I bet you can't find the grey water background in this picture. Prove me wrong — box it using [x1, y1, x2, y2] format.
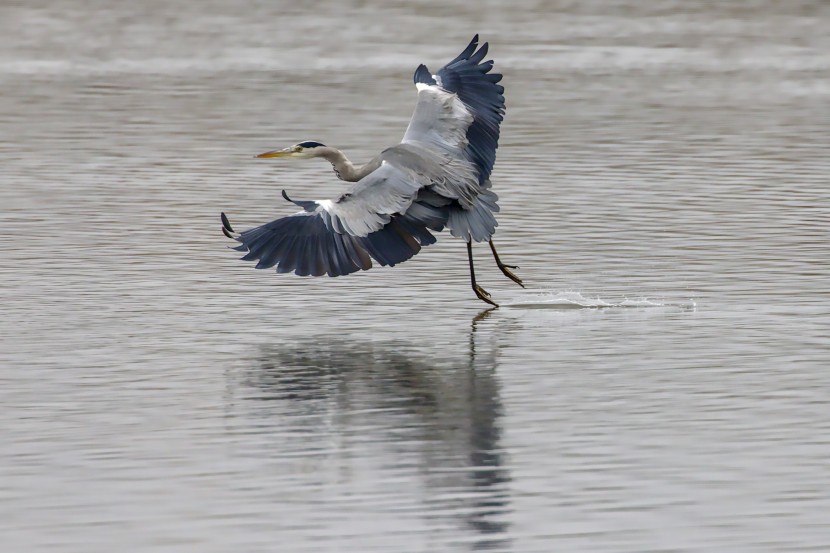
[2, 1, 829, 551]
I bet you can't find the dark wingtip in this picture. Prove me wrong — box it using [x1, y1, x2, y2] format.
[281, 189, 292, 203]
[221, 212, 233, 233]
[469, 41, 489, 64]
[221, 212, 237, 240]
[462, 34, 479, 57]
[469, 34, 480, 54]
[413, 64, 436, 86]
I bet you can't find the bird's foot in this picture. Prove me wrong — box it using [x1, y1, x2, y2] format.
[473, 284, 499, 307]
[497, 263, 525, 288]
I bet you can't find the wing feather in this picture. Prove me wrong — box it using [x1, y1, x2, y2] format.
[220, 187, 443, 277]
[319, 161, 427, 237]
[405, 34, 505, 184]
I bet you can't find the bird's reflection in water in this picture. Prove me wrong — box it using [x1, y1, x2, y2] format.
[235, 311, 510, 551]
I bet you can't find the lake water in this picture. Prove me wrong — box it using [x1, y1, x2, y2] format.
[2, 1, 829, 551]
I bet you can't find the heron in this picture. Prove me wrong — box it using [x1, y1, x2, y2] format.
[221, 35, 523, 307]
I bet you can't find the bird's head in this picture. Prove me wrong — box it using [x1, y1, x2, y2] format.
[256, 141, 327, 160]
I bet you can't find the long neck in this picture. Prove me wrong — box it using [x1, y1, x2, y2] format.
[319, 147, 380, 182]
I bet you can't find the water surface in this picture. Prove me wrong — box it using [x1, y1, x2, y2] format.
[2, 1, 829, 551]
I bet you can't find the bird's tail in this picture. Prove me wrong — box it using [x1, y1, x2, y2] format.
[445, 180, 500, 242]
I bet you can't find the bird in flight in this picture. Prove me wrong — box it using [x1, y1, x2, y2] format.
[221, 35, 523, 307]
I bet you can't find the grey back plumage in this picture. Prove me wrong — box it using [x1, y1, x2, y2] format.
[223, 35, 506, 277]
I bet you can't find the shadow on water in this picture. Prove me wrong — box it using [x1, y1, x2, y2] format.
[233, 312, 511, 551]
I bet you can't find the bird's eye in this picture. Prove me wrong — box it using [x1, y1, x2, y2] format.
[293, 146, 303, 153]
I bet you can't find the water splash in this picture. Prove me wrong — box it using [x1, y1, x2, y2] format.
[504, 290, 674, 310]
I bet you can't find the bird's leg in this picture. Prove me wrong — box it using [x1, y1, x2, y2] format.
[489, 240, 524, 288]
[468, 241, 499, 307]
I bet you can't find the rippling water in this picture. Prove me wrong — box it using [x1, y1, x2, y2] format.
[2, 1, 829, 551]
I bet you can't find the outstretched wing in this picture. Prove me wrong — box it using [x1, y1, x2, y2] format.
[222, 210, 372, 277]
[221, 161, 448, 277]
[403, 34, 505, 185]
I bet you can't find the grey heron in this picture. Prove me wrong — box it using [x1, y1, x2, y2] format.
[221, 35, 522, 307]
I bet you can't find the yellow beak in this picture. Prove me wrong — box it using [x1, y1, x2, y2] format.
[255, 148, 293, 158]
